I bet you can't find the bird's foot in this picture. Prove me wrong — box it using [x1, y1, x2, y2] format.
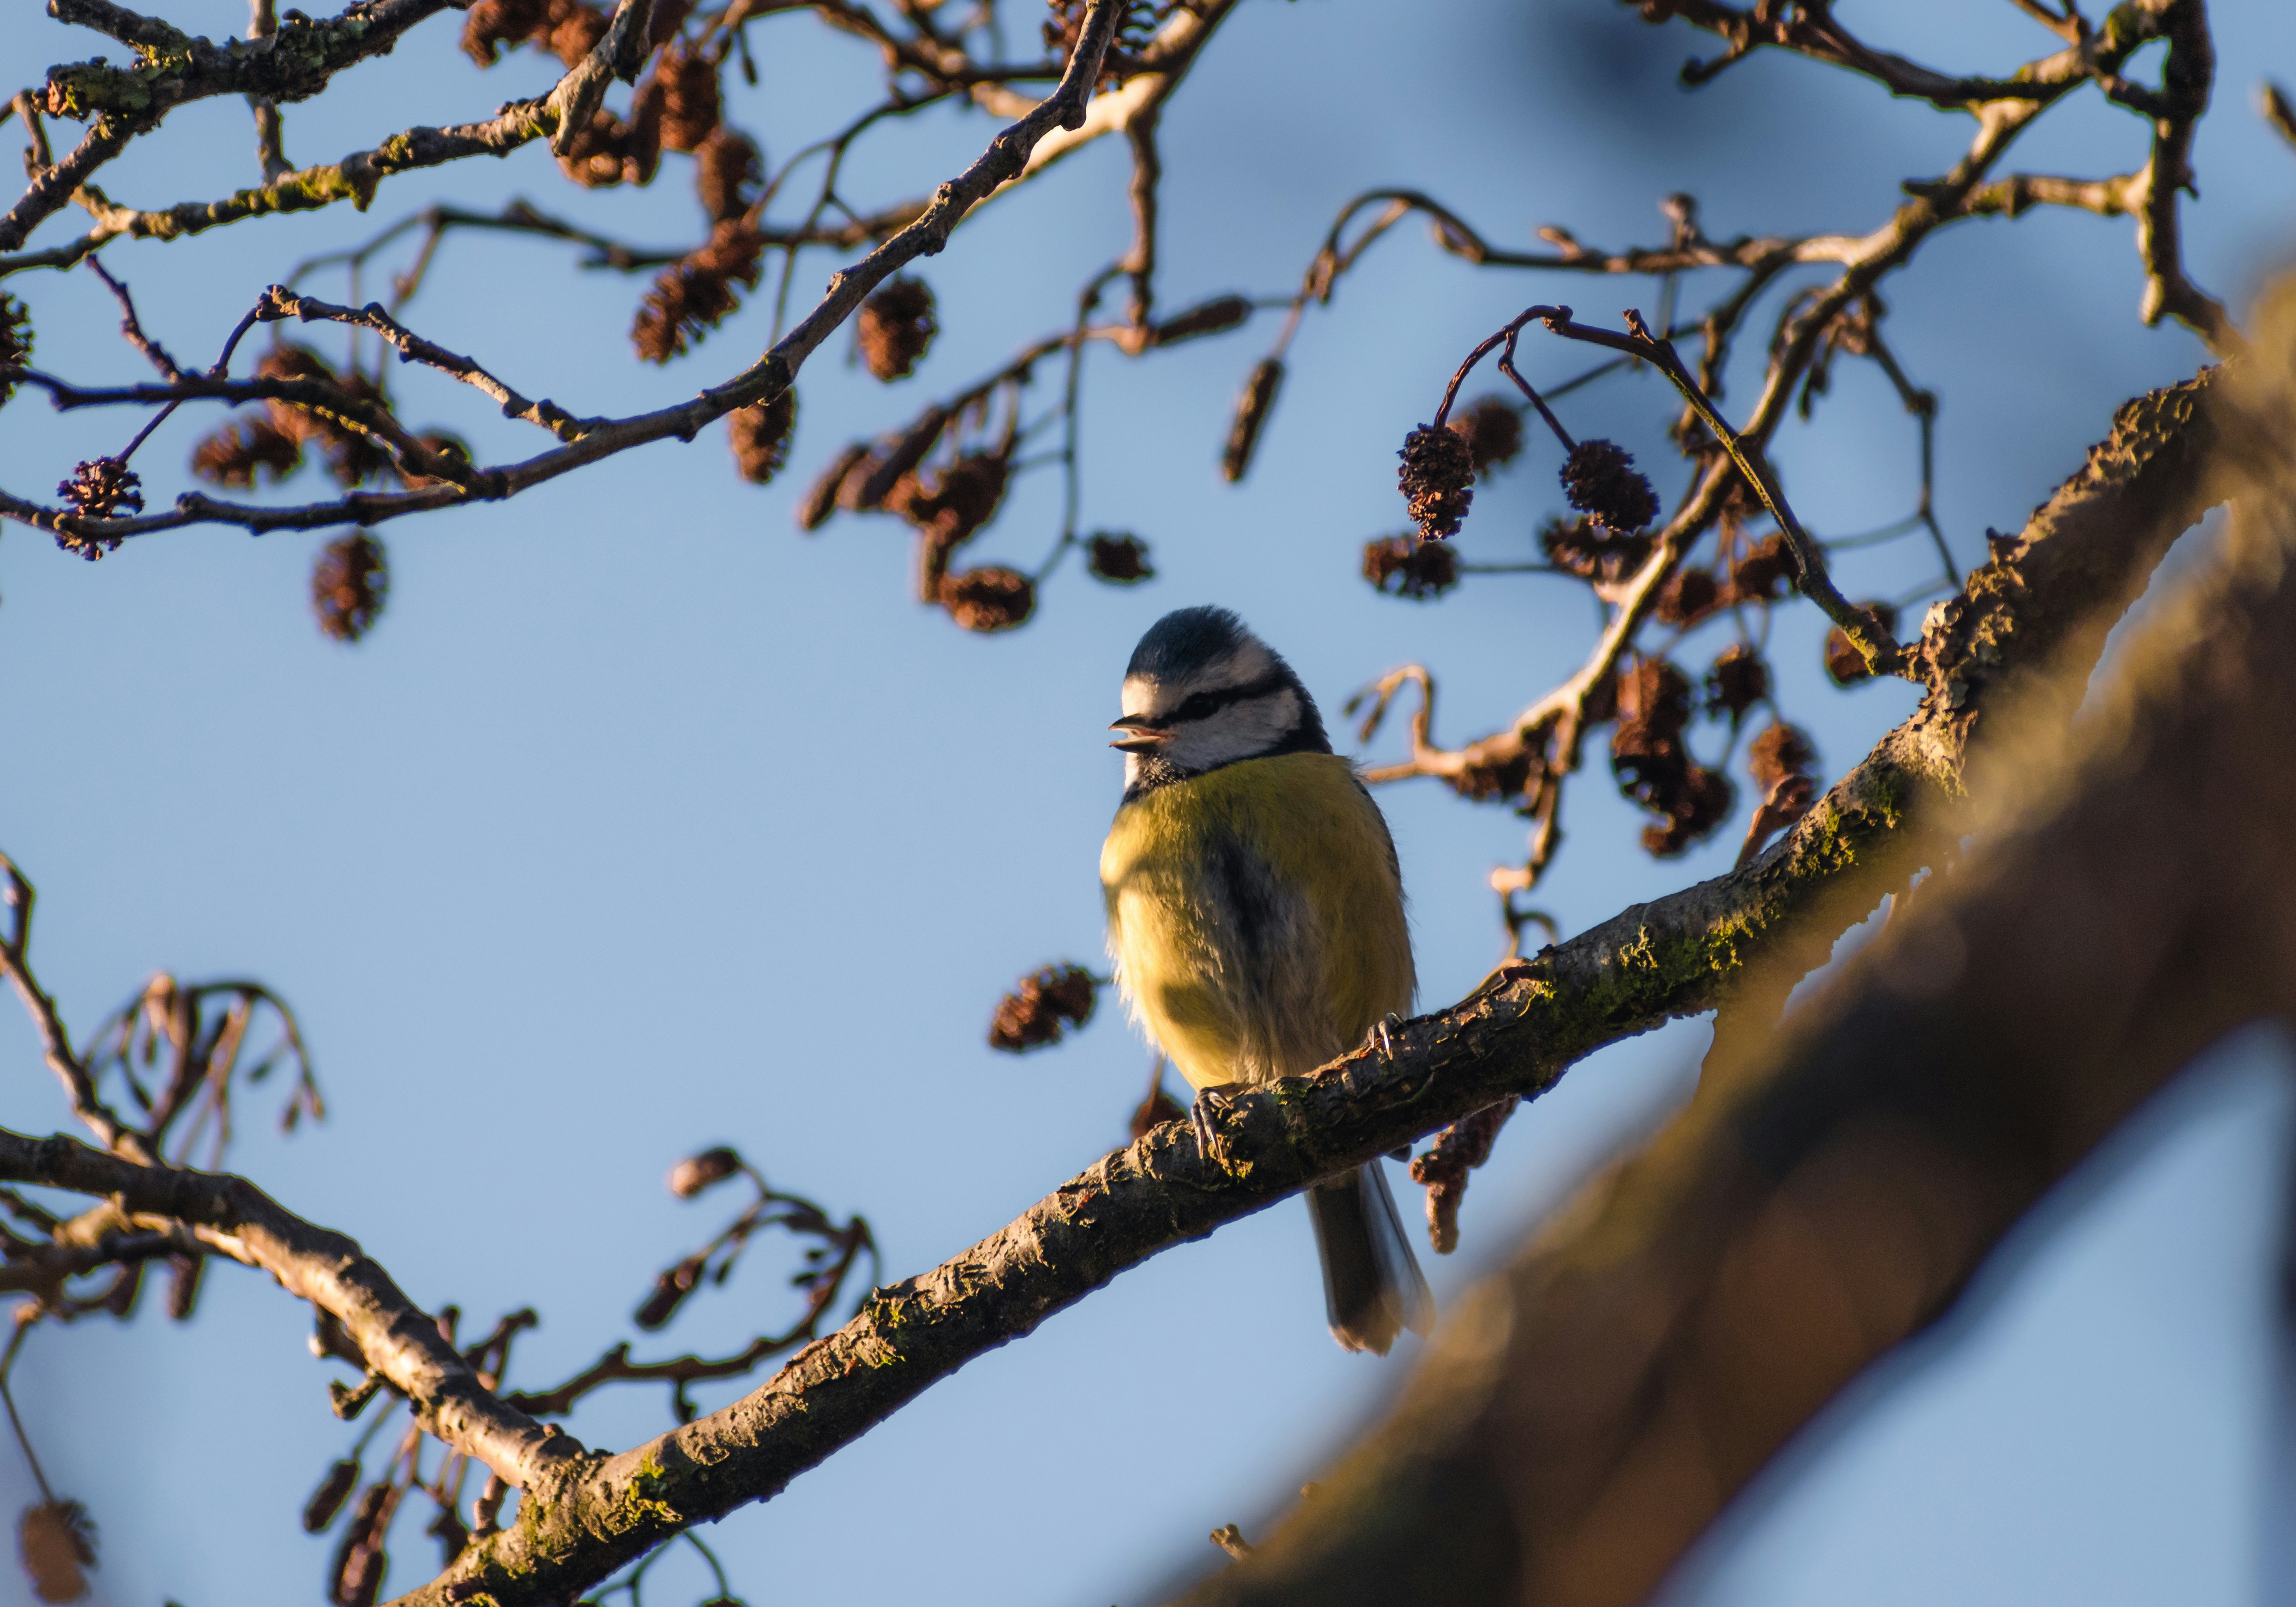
[1373, 1011, 1404, 1060]
[1189, 1082, 1247, 1159]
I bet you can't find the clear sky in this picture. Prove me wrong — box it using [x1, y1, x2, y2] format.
[3, 2, 2296, 1604]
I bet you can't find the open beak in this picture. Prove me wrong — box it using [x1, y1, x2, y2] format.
[1108, 714, 1167, 753]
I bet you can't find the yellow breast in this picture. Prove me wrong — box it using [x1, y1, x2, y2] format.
[1100, 752, 1414, 1091]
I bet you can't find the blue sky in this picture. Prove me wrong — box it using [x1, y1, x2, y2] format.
[2, 2, 2296, 1603]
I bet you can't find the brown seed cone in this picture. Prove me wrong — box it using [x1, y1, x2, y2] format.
[1748, 720, 1818, 794]
[1539, 513, 1652, 585]
[988, 964, 1098, 1051]
[1447, 394, 1524, 475]
[1396, 422, 1474, 541]
[255, 347, 395, 486]
[255, 343, 338, 445]
[695, 126, 761, 223]
[1726, 529, 1795, 602]
[1150, 294, 1251, 347]
[632, 220, 764, 362]
[191, 414, 303, 489]
[17, 1499, 98, 1605]
[857, 276, 937, 382]
[1612, 657, 1694, 751]
[543, 0, 608, 65]
[56, 456, 143, 520]
[320, 373, 395, 487]
[728, 387, 796, 485]
[312, 530, 388, 644]
[1220, 358, 1283, 483]
[1130, 1080, 1186, 1142]
[652, 39, 721, 153]
[1409, 1096, 1519, 1254]
[1086, 532, 1154, 583]
[797, 442, 873, 530]
[667, 1146, 742, 1198]
[303, 1459, 362, 1533]
[1641, 763, 1733, 858]
[0, 291, 33, 408]
[1653, 566, 1722, 627]
[1822, 599, 1900, 684]
[896, 452, 1011, 596]
[1560, 437, 1659, 532]
[459, 0, 549, 64]
[1704, 641, 1769, 719]
[1361, 532, 1459, 600]
[401, 431, 473, 491]
[940, 565, 1035, 634]
[329, 1482, 397, 1607]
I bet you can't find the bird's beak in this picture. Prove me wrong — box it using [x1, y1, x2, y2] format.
[1109, 714, 1167, 752]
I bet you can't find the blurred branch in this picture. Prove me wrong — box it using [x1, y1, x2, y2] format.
[398, 367, 2227, 1607]
[1177, 300, 2296, 1607]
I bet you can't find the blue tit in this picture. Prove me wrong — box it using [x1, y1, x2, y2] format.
[1101, 606, 1435, 1354]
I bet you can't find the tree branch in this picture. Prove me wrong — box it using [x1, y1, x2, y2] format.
[0, 0, 1136, 546]
[0, 1126, 578, 1490]
[389, 367, 2226, 1607]
[1177, 308, 2296, 1607]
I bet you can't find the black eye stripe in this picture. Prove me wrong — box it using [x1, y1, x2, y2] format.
[1164, 670, 1291, 726]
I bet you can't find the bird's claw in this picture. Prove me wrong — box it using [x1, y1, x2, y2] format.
[1190, 1083, 1243, 1158]
[1374, 1011, 1404, 1060]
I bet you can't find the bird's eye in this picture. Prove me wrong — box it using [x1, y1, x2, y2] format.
[1176, 692, 1218, 722]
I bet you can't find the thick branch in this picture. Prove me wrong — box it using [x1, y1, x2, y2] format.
[392, 369, 2225, 1607]
[1182, 320, 2296, 1607]
[0, 1127, 575, 1488]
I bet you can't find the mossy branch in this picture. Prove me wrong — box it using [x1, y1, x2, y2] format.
[385, 369, 2224, 1607]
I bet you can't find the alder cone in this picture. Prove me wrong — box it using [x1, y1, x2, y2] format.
[1641, 763, 1733, 857]
[1086, 532, 1154, 583]
[729, 388, 797, 485]
[1749, 720, 1817, 793]
[17, 1500, 97, 1605]
[312, 531, 388, 643]
[632, 220, 764, 363]
[695, 126, 761, 223]
[56, 456, 143, 520]
[1727, 529, 1794, 601]
[1560, 437, 1659, 532]
[940, 566, 1035, 633]
[1396, 422, 1474, 541]
[1704, 641, 1769, 718]
[989, 964, 1097, 1051]
[654, 41, 722, 152]
[857, 276, 937, 381]
[303, 1459, 361, 1533]
[1653, 566, 1721, 626]
[1447, 394, 1524, 474]
[1362, 533, 1458, 600]
[191, 415, 303, 489]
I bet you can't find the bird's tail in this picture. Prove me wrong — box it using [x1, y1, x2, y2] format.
[1307, 1160, 1435, 1355]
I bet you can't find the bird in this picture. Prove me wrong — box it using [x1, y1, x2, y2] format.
[1099, 605, 1434, 1354]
